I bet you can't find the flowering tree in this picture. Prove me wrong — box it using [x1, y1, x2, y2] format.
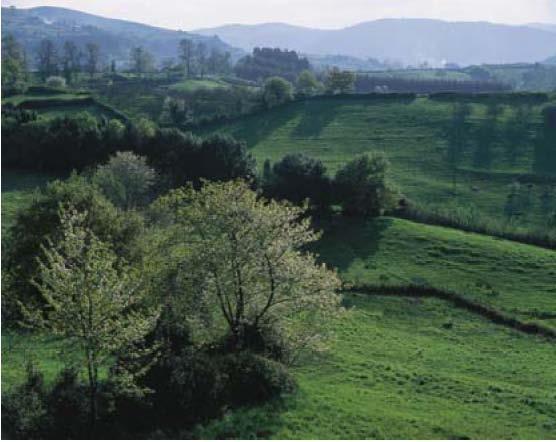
[22, 206, 159, 428]
[157, 181, 342, 361]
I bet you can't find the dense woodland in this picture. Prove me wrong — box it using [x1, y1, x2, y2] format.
[2, 22, 556, 439]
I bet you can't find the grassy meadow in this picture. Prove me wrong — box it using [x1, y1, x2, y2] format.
[196, 294, 556, 439]
[200, 96, 555, 232]
[1, 170, 53, 236]
[315, 217, 556, 327]
[1, 88, 125, 121]
[2, 92, 555, 438]
[167, 78, 232, 93]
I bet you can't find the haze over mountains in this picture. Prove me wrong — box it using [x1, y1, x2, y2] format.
[197, 19, 556, 66]
[1, 6, 241, 66]
[2, 6, 556, 68]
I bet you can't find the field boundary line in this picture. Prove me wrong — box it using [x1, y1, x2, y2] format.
[343, 283, 556, 340]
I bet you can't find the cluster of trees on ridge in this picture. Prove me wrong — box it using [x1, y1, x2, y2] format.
[1, 33, 233, 93]
[234, 47, 311, 83]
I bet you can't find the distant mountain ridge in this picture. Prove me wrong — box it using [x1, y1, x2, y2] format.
[527, 23, 556, 33]
[196, 19, 556, 66]
[1, 6, 242, 67]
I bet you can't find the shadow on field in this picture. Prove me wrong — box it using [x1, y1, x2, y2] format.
[313, 216, 393, 273]
[229, 103, 300, 147]
[291, 101, 339, 139]
[196, 398, 290, 439]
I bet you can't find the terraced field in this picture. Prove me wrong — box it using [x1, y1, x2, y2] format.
[1, 89, 126, 121]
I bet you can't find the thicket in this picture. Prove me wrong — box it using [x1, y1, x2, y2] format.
[2, 179, 343, 438]
[234, 47, 310, 83]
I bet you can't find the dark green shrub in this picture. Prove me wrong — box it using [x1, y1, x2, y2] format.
[335, 152, 396, 217]
[144, 349, 227, 428]
[1, 363, 48, 439]
[46, 368, 89, 439]
[265, 153, 332, 211]
[4, 174, 144, 315]
[221, 352, 296, 406]
[218, 323, 289, 363]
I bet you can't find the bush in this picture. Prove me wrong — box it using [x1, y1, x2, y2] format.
[143, 347, 294, 430]
[262, 76, 294, 108]
[221, 352, 296, 405]
[264, 153, 332, 211]
[45, 76, 67, 88]
[1, 363, 48, 439]
[4, 174, 144, 313]
[335, 152, 397, 217]
[144, 349, 227, 428]
[46, 368, 89, 439]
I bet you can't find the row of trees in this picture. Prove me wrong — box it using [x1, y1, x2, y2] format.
[355, 75, 510, 94]
[2, 34, 233, 92]
[178, 38, 232, 78]
[35, 39, 102, 82]
[1, 109, 257, 188]
[259, 68, 356, 109]
[2, 34, 150, 86]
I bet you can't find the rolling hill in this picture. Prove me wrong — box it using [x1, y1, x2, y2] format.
[1, 6, 242, 67]
[196, 294, 556, 439]
[196, 19, 556, 66]
[3, 191, 555, 437]
[200, 95, 556, 233]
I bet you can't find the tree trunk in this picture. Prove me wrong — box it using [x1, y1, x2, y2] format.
[86, 350, 98, 433]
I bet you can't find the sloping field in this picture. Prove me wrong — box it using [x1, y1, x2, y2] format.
[1, 170, 53, 236]
[197, 295, 556, 439]
[316, 217, 556, 327]
[2, 172, 554, 438]
[202, 96, 555, 231]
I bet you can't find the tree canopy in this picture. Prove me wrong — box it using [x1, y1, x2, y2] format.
[153, 180, 342, 360]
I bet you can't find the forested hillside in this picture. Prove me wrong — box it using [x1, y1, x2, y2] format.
[1, 6, 242, 67]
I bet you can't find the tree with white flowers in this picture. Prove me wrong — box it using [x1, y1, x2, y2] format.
[21, 206, 159, 428]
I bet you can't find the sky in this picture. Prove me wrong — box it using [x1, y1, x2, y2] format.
[2, 0, 555, 30]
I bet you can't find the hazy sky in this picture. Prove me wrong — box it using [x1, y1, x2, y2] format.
[2, 0, 555, 29]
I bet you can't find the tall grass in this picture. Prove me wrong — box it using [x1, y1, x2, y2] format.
[391, 201, 556, 249]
